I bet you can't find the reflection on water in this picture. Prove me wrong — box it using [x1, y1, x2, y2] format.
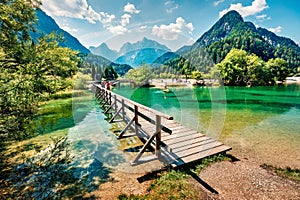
[113, 84, 300, 167]
[68, 107, 126, 168]
[33, 93, 127, 190]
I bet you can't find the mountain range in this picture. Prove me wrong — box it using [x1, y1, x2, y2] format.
[89, 37, 170, 67]
[31, 9, 90, 54]
[89, 43, 118, 61]
[35, 9, 300, 74]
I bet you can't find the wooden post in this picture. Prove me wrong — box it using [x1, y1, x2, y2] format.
[134, 105, 139, 134]
[122, 99, 125, 121]
[109, 92, 112, 106]
[155, 115, 161, 156]
[114, 95, 117, 112]
[105, 91, 108, 103]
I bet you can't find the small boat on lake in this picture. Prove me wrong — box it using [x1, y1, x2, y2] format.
[163, 88, 170, 93]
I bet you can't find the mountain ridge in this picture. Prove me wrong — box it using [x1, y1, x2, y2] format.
[89, 37, 171, 58]
[119, 37, 170, 55]
[89, 43, 118, 61]
[90, 37, 171, 67]
[157, 10, 300, 72]
[31, 9, 90, 54]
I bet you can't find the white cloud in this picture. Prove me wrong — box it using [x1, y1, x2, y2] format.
[152, 17, 194, 40]
[124, 3, 140, 14]
[268, 26, 282, 33]
[107, 25, 128, 35]
[42, 0, 102, 24]
[137, 25, 148, 32]
[214, 0, 225, 7]
[99, 12, 116, 26]
[121, 14, 132, 26]
[61, 24, 78, 33]
[42, 0, 117, 26]
[256, 14, 266, 19]
[165, 1, 179, 13]
[255, 14, 271, 21]
[42, 1, 140, 36]
[106, 2, 141, 36]
[219, 0, 269, 18]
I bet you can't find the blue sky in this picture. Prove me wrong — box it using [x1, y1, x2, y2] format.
[41, 0, 300, 51]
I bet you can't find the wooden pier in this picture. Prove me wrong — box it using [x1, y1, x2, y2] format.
[92, 84, 231, 167]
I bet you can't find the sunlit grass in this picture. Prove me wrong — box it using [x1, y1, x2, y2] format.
[261, 164, 300, 183]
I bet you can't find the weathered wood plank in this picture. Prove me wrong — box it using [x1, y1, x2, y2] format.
[162, 130, 199, 141]
[172, 145, 232, 167]
[165, 136, 213, 150]
[162, 131, 203, 144]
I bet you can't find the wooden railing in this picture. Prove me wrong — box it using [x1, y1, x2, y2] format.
[92, 84, 173, 165]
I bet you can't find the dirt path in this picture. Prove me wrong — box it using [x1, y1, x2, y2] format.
[196, 158, 300, 200]
[87, 155, 300, 199]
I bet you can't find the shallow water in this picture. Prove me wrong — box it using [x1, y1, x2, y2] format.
[113, 84, 300, 168]
[34, 85, 300, 171]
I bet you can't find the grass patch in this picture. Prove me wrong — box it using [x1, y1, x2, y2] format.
[261, 164, 300, 182]
[118, 170, 201, 200]
[117, 154, 231, 200]
[41, 89, 92, 101]
[146, 170, 200, 200]
[191, 153, 231, 174]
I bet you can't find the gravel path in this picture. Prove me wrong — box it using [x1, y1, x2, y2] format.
[196, 159, 300, 200]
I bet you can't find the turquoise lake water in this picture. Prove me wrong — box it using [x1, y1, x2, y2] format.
[38, 85, 300, 172]
[112, 84, 300, 168]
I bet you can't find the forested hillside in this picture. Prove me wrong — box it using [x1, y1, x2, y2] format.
[160, 10, 300, 74]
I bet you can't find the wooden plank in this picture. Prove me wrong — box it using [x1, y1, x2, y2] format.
[165, 136, 213, 150]
[171, 139, 219, 154]
[162, 130, 199, 141]
[171, 145, 232, 167]
[162, 131, 201, 144]
[174, 141, 224, 158]
[169, 125, 188, 131]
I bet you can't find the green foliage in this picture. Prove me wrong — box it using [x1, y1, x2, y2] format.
[113, 64, 133, 77]
[217, 49, 289, 86]
[74, 72, 92, 89]
[83, 54, 132, 78]
[162, 10, 300, 74]
[192, 154, 230, 174]
[147, 170, 196, 200]
[191, 70, 202, 80]
[162, 56, 197, 80]
[0, 2, 79, 141]
[0, 0, 40, 53]
[261, 164, 300, 183]
[265, 58, 290, 83]
[152, 65, 178, 79]
[103, 65, 118, 80]
[124, 65, 153, 85]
